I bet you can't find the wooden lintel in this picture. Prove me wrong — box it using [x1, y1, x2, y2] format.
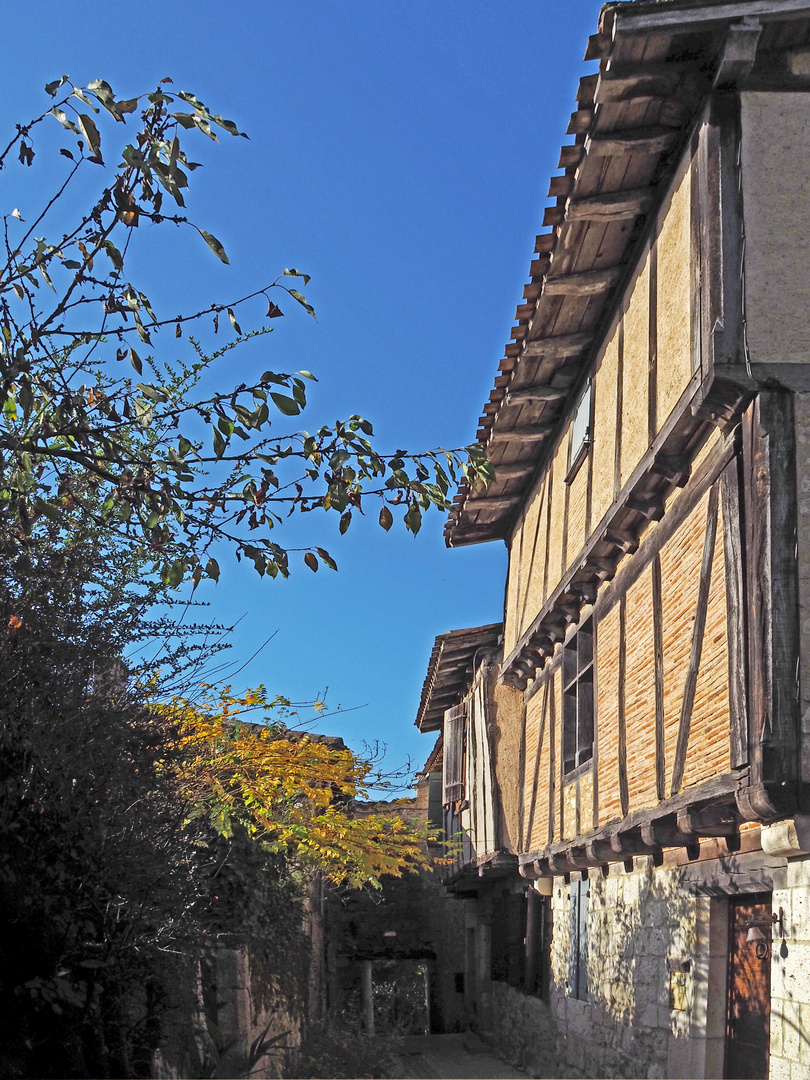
[522, 331, 594, 359]
[586, 125, 679, 158]
[543, 265, 623, 296]
[566, 187, 653, 221]
[505, 385, 567, 406]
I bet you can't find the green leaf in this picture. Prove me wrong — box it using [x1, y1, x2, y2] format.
[226, 307, 241, 335]
[213, 428, 226, 459]
[205, 558, 220, 582]
[304, 551, 319, 572]
[77, 114, 103, 162]
[129, 348, 143, 375]
[200, 229, 229, 264]
[283, 268, 311, 286]
[288, 288, 316, 319]
[296, 370, 318, 381]
[45, 75, 70, 97]
[339, 511, 352, 535]
[379, 505, 393, 532]
[404, 503, 422, 535]
[270, 393, 300, 417]
[51, 108, 79, 134]
[316, 547, 337, 571]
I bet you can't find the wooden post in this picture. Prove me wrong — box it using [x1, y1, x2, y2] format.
[361, 960, 374, 1036]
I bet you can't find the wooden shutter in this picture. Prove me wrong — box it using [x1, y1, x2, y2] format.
[442, 703, 466, 805]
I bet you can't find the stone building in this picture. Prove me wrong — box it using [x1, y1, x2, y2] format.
[413, 2, 810, 1077]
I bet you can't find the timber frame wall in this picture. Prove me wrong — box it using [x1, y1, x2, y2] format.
[440, 2, 810, 881]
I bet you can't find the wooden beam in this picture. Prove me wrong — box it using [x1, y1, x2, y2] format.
[676, 803, 740, 837]
[489, 461, 536, 481]
[489, 424, 553, 444]
[627, 493, 665, 521]
[566, 187, 653, 221]
[543, 265, 623, 296]
[466, 495, 522, 513]
[558, 145, 584, 169]
[652, 553, 666, 802]
[721, 455, 748, 769]
[651, 455, 690, 486]
[671, 483, 720, 796]
[505, 385, 567, 406]
[618, 596, 629, 817]
[522, 331, 594, 359]
[548, 175, 573, 198]
[597, 64, 686, 102]
[567, 108, 593, 135]
[586, 125, 679, 157]
[615, 0, 809, 32]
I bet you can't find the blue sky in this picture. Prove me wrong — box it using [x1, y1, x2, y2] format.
[3, 1, 604, 783]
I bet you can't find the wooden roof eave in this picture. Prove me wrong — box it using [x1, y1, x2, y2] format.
[415, 622, 503, 732]
[445, 4, 760, 549]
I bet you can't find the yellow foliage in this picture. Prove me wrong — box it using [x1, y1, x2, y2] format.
[158, 686, 435, 888]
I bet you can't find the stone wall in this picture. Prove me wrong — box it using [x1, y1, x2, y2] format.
[771, 853, 810, 1080]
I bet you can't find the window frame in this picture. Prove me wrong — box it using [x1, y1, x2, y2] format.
[561, 617, 595, 777]
[565, 380, 592, 484]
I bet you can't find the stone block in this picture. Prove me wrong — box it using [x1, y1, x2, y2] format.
[782, 998, 803, 1063]
[639, 1001, 660, 1029]
[770, 1053, 794, 1080]
[802, 1003, 810, 1065]
[787, 855, 810, 891]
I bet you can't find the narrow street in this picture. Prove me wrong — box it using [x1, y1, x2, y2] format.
[393, 1033, 532, 1080]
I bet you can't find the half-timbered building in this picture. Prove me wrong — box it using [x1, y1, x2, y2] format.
[414, 2, 810, 1077]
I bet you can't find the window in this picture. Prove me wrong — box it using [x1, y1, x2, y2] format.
[562, 618, 594, 775]
[567, 381, 592, 480]
[442, 702, 466, 804]
[569, 877, 589, 1000]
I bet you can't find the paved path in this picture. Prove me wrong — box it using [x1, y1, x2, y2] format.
[393, 1033, 531, 1079]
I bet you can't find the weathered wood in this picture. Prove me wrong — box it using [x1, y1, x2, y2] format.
[651, 454, 689, 486]
[614, 319, 625, 503]
[505, 385, 567, 406]
[676, 803, 740, 837]
[586, 125, 679, 157]
[720, 455, 748, 769]
[652, 552, 666, 802]
[641, 819, 697, 849]
[566, 187, 653, 221]
[597, 63, 687, 101]
[522, 331, 594, 359]
[548, 675, 556, 846]
[489, 424, 552, 444]
[467, 495, 522, 513]
[670, 482, 720, 796]
[648, 237, 658, 445]
[490, 461, 536, 481]
[584, 31, 610, 60]
[615, 0, 810, 31]
[627, 493, 665, 521]
[543, 265, 623, 296]
[618, 596, 630, 817]
[605, 528, 639, 554]
[568, 108, 593, 135]
[548, 175, 574, 198]
[543, 206, 566, 228]
[558, 144, 584, 169]
[715, 17, 762, 88]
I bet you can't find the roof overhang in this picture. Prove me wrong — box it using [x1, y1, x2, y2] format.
[446, 0, 810, 548]
[415, 622, 502, 733]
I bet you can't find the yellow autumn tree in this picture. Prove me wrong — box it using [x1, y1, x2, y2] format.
[160, 686, 434, 888]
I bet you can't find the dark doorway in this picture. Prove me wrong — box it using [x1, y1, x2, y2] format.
[725, 893, 772, 1079]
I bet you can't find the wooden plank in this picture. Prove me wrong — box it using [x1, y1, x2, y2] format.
[522, 331, 594, 359]
[720, 454, 749, 768]
[489, 424, 553, 444]
[490, 461, 536, 481]
[614, 318, 625, 503]
[652, 551, 666, 802]
[618, 595, 630, 817]
[505, 385, 567, 406]
[586, 125, 679, 157]
[648, 237, 658, 444]
[544, 266, 623, 296]
[524, 681, 549, 852]
[566, 187, 653, 221]
[670, 482, 720, 796]
[615, 0, 810, 31]
[548, 674, 557, 846]
[559, 145, 584, 169]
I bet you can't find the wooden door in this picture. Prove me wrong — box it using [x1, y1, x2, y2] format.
[725, 894, 772, 1079]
